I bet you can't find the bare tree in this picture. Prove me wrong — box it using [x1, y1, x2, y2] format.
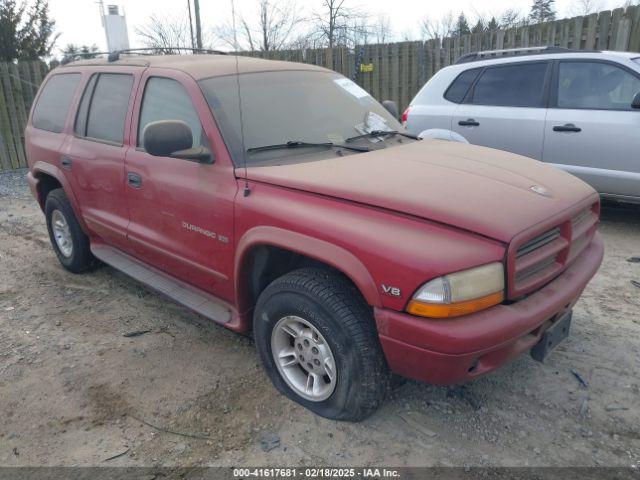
[213, 0, 301, 51]
[500, 8, 527, 29]
[312, 0, 371, 48]
[135, 14, 193, 52]
[420, 11, 455, 40]
[372, 14, 392, 44]
[569, 0, 602, 16]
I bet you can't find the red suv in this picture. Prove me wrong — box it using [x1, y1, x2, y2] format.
[25, 53, 603, 421]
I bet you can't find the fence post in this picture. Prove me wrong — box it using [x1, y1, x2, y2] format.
[628, 5, 640, 51]
[597, 10, 612, 49]
[585, 13, 599, 49]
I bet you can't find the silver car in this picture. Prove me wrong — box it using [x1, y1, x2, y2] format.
[405, 47, 640, 203]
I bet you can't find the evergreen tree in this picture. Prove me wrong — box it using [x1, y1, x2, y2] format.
[453, 12, 470, 37]
[62, 43, 99, 60]
[471, 19, 485, 34]
[529, 0, 556, 23]
[0, 0, 58, 61]
[487, 17, 499, 31]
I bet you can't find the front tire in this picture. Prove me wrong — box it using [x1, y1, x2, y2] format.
[45, 188, 94, 273]
[254, 268, 390, 421]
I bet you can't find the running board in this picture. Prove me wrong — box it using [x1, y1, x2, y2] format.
[91, 244, 231, 324]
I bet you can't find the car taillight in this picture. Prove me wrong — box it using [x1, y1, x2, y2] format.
[401, 107, 410, 126]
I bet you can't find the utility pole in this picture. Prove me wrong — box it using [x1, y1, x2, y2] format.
[187, 0, 195, 49]
[193, 0, 203, 49]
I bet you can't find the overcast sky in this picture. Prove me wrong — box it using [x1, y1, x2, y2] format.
[49, 0, 631, 54]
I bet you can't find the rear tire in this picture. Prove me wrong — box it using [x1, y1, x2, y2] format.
[45, 188, 94, 273]
[253, 267, 390, 421]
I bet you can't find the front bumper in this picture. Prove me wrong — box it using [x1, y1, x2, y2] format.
[375, 232, 604, 385]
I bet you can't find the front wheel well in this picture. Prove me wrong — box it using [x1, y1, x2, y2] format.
[241, 245, 367, 321]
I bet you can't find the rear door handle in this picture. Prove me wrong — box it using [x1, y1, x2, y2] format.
[458, 119, 480, 127]
[61, 156, 72, 169]
[127, 172, 142, 188]
[553, 123, 581, 133]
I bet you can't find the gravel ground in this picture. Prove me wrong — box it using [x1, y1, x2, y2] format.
[0, 172, 639, 468]
[0, 169, 28, 198]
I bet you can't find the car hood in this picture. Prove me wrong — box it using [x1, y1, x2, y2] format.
[244, 140, 597, 243]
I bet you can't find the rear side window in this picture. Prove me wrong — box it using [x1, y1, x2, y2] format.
[137, 77, 204, 148]
[32, 74, 81, 133]
[471, 62, 549, 107]
[83, 74, 134, 144]
[444, 68, 481, 103]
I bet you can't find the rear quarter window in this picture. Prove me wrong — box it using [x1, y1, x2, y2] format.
[32, 73, 81, 133]
[444, 68, 481, 103]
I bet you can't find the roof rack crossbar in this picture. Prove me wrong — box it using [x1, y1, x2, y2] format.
[455, 46, 576, 64]
[107, 47, 228, 62]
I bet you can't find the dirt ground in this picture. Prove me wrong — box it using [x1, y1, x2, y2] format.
[0, 173, 639, 468]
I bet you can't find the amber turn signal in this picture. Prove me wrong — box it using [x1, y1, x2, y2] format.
[407, 291, 504, 319]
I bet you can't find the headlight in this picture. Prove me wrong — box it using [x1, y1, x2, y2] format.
[407, 262, 505, 318]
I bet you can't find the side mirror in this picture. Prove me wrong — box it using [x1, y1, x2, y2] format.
[632, 92, 640, 109]
[382, 100, 399, 120]
[142, 120, 213, 164]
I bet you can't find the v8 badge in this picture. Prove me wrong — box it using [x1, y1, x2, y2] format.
[381, 284, 402, 297]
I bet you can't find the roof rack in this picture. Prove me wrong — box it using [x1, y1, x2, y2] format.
[60, 51, 112, 65]
[60, 47, 228, 65]
[107, 47, 228, 62]
[454, 46, 589, 64]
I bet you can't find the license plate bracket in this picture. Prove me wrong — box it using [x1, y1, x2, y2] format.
[531, 311, 572, 363]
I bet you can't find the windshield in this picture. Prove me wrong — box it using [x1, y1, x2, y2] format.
[199, 71, 405, 166]
[634, 57, 640, 66]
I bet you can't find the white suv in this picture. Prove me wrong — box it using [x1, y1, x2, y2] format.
[404, 47, 640, 203]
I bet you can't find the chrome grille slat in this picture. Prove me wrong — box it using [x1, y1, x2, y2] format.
[516, 227, 561, 258]
[571, 208, 592, 229]
[515, 256, 557, 283]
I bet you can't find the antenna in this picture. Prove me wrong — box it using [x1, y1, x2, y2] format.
[230, 0, 250, 197]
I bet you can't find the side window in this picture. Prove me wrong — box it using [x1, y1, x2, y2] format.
[74, 74, 98, 136]
[138, 77, 205, 149]
[32, 74, 81, 133]
[82, 74, 134, 144]
[471, 62, 549, 107]
[557, 61, 640, 110]
[444, 68, 481, 103]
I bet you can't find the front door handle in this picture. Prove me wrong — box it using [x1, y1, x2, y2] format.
[61, 156, 73, 169]
[553, 123, 581, 133]
[127, 172, 142, 188]
[458, 119, 480, 127]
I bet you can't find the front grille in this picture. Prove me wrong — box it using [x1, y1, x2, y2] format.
[509, 203, 599, 298]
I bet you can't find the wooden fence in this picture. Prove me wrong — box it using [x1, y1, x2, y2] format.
[248, 5, 640, 115]
[1, 5, 640, 170]
[0, 61, 48, 171]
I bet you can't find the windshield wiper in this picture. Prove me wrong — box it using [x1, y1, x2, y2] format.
[345, 130, 420, 143]
[247, 140, 370, 154]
